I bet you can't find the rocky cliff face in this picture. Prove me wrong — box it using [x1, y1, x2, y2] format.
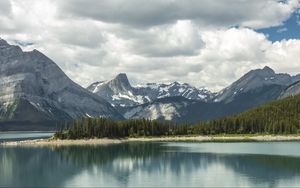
[0, 38, 122, 129]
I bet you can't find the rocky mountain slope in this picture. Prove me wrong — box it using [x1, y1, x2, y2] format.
[121, 96, 195, 121]
[0, 38, 122, 130]
[279, 81, 300, 98]
[214, 66, 300, 103]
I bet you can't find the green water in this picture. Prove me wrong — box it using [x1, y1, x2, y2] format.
[1, 142, 300, 187]
[0, 131, 54, 142]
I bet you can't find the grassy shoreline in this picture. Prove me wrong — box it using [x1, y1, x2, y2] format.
[2, 134, 300, 146]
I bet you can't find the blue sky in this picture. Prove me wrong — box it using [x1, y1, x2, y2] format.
[258, 12, 300, 42]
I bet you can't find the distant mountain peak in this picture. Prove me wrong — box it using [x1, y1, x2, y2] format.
[262, 65, 273, 71]
[261, 66, 275, 74]
[109, 73, 132, 91]
[88, 73, 213, 107]
[0, 38, 9, 47]
[114, 73, 129, 82]
[247, 66, 275, 77]
[215, 66, 300, 103]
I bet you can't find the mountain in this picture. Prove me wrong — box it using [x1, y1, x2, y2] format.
[121, 96, 195, 121]
[0, 38, 122, 130]
[87, 73, 213, 107]
[87, 73, 146, 107]
[214, 66, 300, 103]
[122, 67, 300, 123]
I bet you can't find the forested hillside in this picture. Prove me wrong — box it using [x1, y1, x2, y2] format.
[194, 94, 300, 134]
[55, 94, 300, 139]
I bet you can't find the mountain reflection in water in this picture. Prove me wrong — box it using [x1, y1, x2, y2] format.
[1, 142, 300, 187]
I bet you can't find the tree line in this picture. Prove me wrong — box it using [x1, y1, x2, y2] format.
[194, 95, 300, 135]
[55, 95, 300, 139]
[55, 118, 192, 139]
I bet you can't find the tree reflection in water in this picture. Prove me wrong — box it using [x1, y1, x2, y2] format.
[1, 142, 300, 187]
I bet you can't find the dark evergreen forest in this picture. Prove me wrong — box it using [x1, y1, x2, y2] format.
[55, 94, 300, 139]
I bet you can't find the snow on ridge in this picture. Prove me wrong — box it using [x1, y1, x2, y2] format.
[89, 75, 214, 107]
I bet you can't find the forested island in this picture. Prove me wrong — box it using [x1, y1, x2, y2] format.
[55, 94, 300, 140]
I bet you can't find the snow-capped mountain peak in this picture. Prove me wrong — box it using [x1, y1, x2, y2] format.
[87, 74, 213, 107]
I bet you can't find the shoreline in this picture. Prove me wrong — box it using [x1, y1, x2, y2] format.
[2, 135, 300, 146]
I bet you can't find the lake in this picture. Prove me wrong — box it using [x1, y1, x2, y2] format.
[1, 141, 300, 187]
[0, 131, 54, 142]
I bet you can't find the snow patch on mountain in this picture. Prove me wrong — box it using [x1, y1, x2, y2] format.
[123, 98, 190, 121]
[88, 74, 213, 107]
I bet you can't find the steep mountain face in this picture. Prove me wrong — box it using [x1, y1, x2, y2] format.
[0, 38, 122, 130]
[279, 81, 300, 98]
[87, 73, 147, 107]
[214, 66, 300, 103]
[88, 74, 213, 107]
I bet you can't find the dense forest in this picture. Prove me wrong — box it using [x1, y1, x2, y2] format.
[194, 94, 300, 135]
[55, 118, 192, 139]
[55, 94, 300, 139]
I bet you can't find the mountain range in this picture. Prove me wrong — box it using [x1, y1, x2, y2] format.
[1, 38, 300, 130]
[88, 66, 300, 123]
[87, 73, 213, 107]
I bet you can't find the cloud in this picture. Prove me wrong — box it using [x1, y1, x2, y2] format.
[57, 27, 300, 91]
[58, 0, 300, 29]
[0, 0, 12, 31]
[266, 39, 300, 74]
[0, 0, 300, 92]
[277, 27, 288, 33]
[188, 28, 300, 90]
[127, 20, 204, 57]
[0, 0, 11, 16]
[54, 20, 107, 49]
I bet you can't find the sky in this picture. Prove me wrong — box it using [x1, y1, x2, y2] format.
[0, 0, 300, 91]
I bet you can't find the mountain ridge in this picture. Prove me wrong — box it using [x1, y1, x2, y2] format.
[110, 66, 300, 122]
[0, 39, 123, 130]
[87, 73, 214, 107]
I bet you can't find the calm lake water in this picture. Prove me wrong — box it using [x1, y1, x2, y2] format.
[1, 141, 300, 187]
[0, 131, 54, 142]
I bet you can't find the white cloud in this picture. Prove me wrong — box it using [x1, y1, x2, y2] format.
[0, 0, 11, 16]
[266, 39, 300, 74]
[59, 0, 300, 29]
[190, 28, 300, 91]
[277, 27, 288, 33]
[0, 0, 300, 92]
[128, 20, 204, 57]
